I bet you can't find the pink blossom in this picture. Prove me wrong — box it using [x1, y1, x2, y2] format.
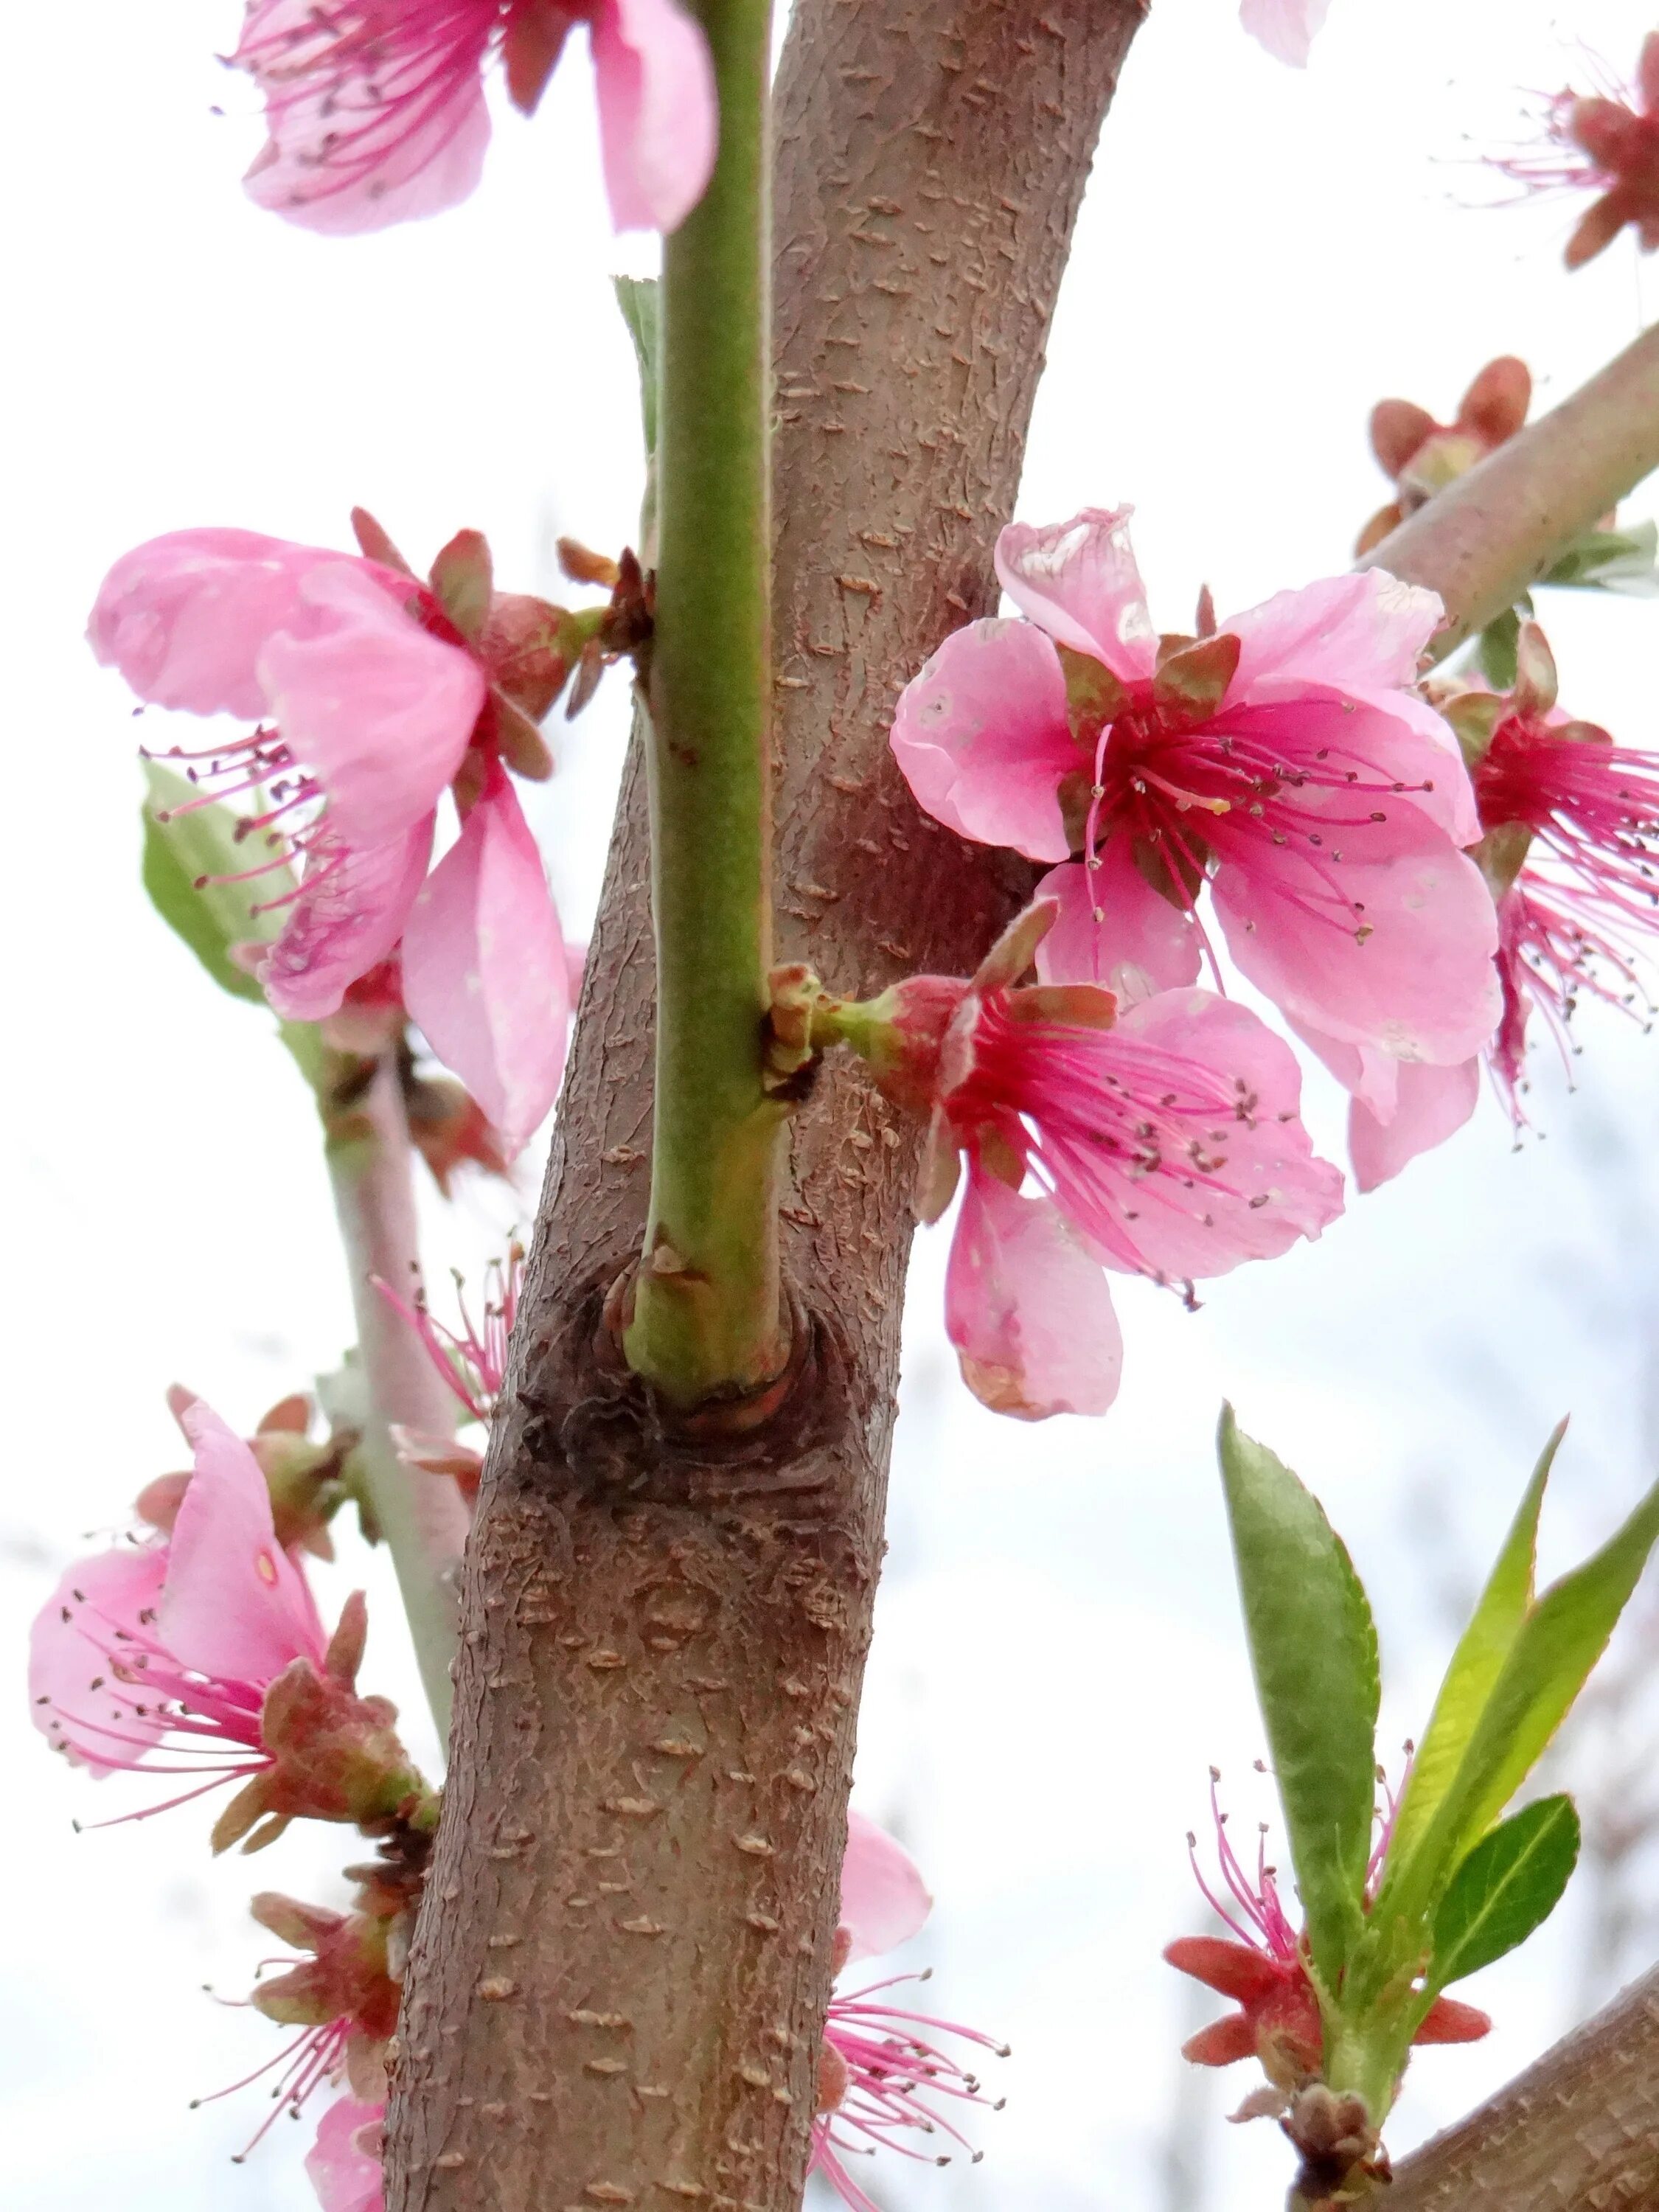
[376, 1241, 524, 1503]
[306, 2096, 385, 2212]
[890, 509, 1499, 1088]
[813, 1813, 1006, 2212]
[1166, 1773, 1487, 2087]
[1492, 35, 1659, 269]
[90, 526, 572, 1152]
[1349, 633, 1659, 1185]
[844, 902, 1343, 1419]
[1239, 0, 1332, 67]
[29, 1400, 423, 1847]
[234, 0, 717, 237]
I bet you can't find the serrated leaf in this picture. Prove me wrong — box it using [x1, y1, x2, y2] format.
[141, 761, 292, 1004]
[1383, 1461, 1659, 1933]
[1385, 1427, 1559, 1879]
[613, 275, 660, 459]
[1428, 1794, 1579, 1990]
[1217, 1408, 1380, 1984]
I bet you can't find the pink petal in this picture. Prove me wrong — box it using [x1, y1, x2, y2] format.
[890, 619, 1076, 862]
[237, 0, 492, 236]
[1209, 684, 1481, 849]
[1100, 991, 1346, 1281]
[1350, 1057, 1481, 1192]
[591, 0, 719, 233]
[1034, 853, 1202, 993]
[945, 1168, 1124, 1419]
[1239, 0, 1334, 66]
[29, 1547, 171, 1774]
[254, 816, 434, 1023]
[1284, 1020, 1400, 1120]
[401, 768, 572, 1155]
[305, 2096, 386, 2212]
[1212, 839, 1500, 1064]
[994, 507, 1159, 679]
[88, 529, 354, 721]
[257, 563, 484, 846]
[839, 1809, 933, 1964]
[1225, 571, 1441, 695]
[161, 1402, 327, 1687]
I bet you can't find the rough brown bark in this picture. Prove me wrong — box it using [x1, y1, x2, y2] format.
[1387, 1963, 1659, 2211]
[384, 4, 1147, 2208]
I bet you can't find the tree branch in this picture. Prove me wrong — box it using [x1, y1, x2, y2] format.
[1364, 320, 1659, 653]
[324, 1052, 470, 1737]
[1387, 1961, 1659, 2209]
[384, 3, 1146, 2205]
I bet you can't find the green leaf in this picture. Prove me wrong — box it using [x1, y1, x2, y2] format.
[1385, 1427, 1559, 1877]
[1386, 1458, 1659, 1931]
[140, 761, 293, 1004]
[1475, 606, 1520, 692]
[1217, 1408, 1380, 1984]
[1428, 1794, 1579, 1989]
[613, 275, 660, 459]
[1542, 520, 1659, 597]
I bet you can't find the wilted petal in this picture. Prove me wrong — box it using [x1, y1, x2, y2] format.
[257, 563, 484, 845]
[305, 2094, 386, 2212]
[161, 1402, 328, 1686]
[29, 1548, 171, 1774]
[255, 817, 434, 1023]
[1349, 1057, 1481, 1192]
[401, 769, 571, 1154]
[1034, 852, 1202, 993]
[840, 1809, 933, 1964]
[591, 0, 719, 232]
[890, 619, 1075, 860]
[89, 529, 349, 720]
[1239, 0, 1333, 66]
[994, 507, 1159, 678]
[237, 0, 492, 236]
[1225, 571, 1441, 693]
[945, 1168, 1124, 1419]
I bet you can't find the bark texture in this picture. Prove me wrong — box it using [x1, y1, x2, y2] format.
[385, 4, 1147, 2207]
[1388, 1962, 1659, 2211]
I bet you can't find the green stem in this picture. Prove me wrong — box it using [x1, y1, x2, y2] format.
[623, 0, 784, 1406]
[321, 1051, 468, 1738]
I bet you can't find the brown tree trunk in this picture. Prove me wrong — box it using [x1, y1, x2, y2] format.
[384, 3, 1147, 2207]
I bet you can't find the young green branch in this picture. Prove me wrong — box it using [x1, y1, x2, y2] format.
[321, 1052, 469, 1738]
[623, 0, 787, 1406]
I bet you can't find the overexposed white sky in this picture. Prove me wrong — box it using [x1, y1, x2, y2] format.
[7, 4, 1659, 2209]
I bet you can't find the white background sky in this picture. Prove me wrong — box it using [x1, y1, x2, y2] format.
[7, 3, 1659, 2209]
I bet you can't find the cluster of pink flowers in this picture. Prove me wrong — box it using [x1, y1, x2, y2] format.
[232, 0, 717, 236]
[91, 523, 580, 1152]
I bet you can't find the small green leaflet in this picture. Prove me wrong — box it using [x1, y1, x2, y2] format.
[1428, 1794, 1579, 1991]
[613, 274, 661, 459]
[1217, 1409, 1380, 1986]
[141, 760, 291, 1004]
[1542, 520, 1659, 597]
[1385, 1427, 1558, 1878]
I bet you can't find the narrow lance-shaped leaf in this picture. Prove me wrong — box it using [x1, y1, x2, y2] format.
[1217, 1408, 1380, 1986]
[1427, 1793, 1579, 1993]
[1387, 1464, 1659, 1931]
[613, 274, 661, 459]
[141, 761, 292, 1005]
[1385, 1426, 1560, 1879]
